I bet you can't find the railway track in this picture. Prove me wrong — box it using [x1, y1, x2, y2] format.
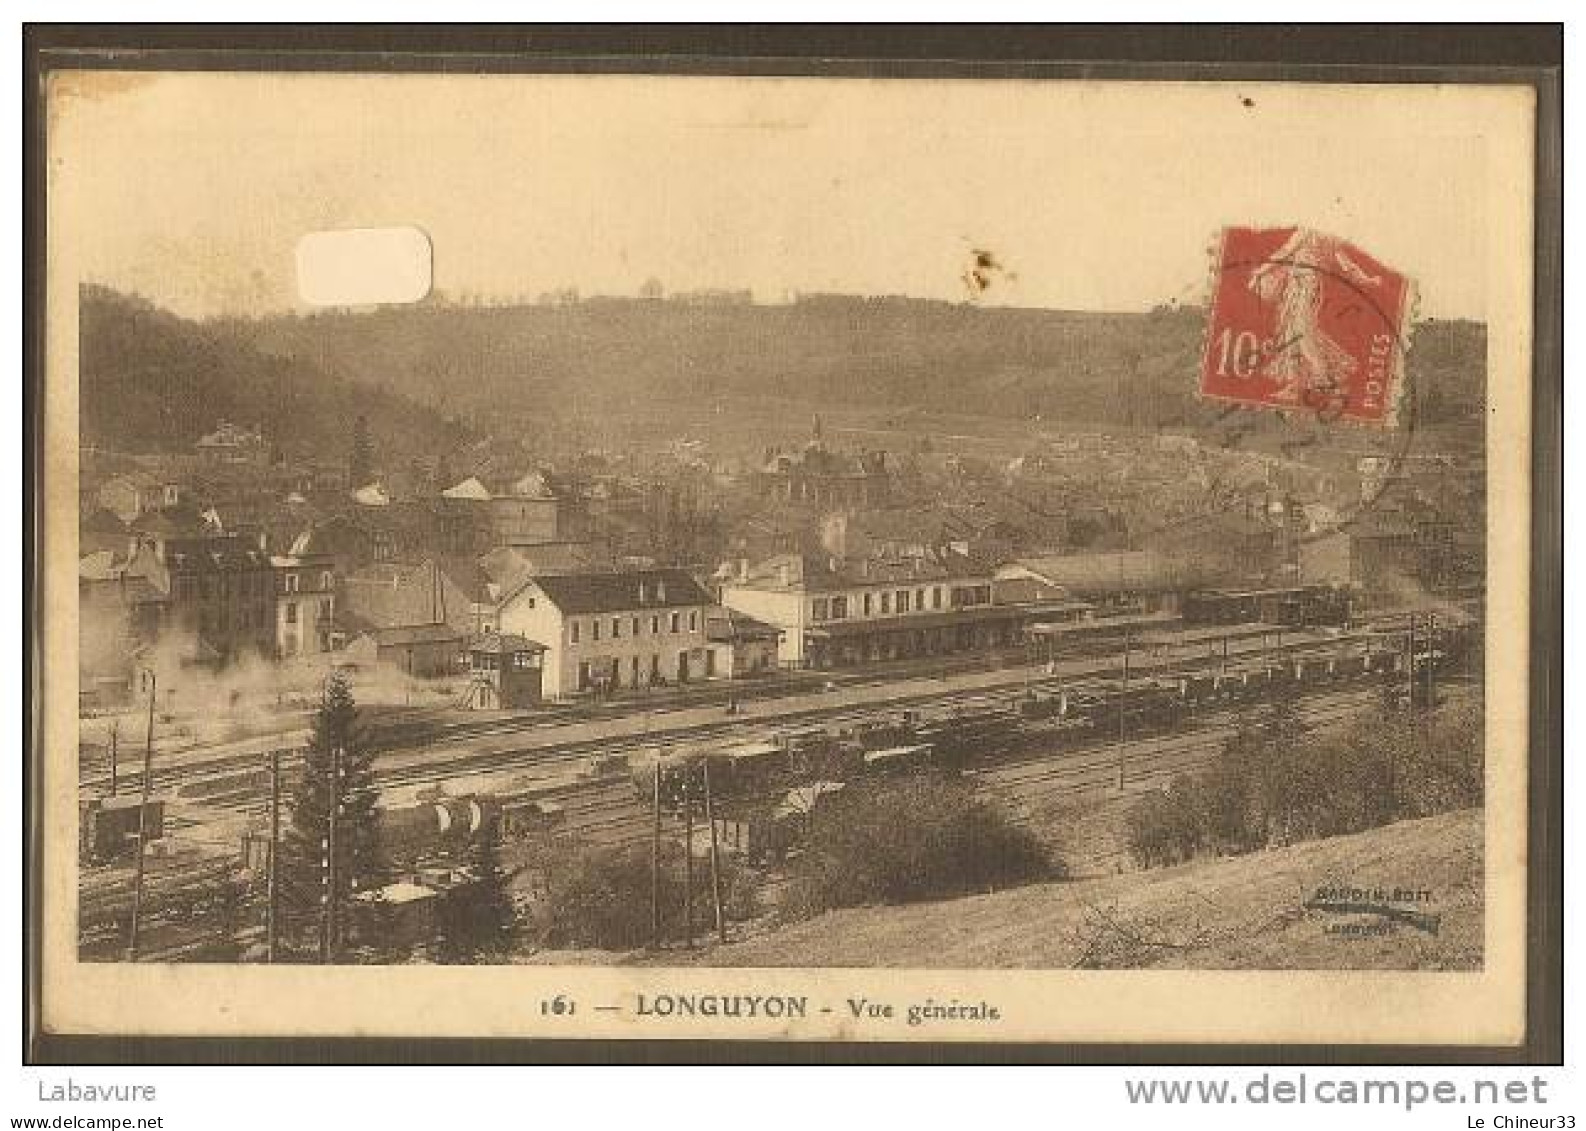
[81, 621, 1435, 799]
[984, 688, 1379, 787]
[982, 687, 1381, 811]
[79, 855, 238, 920]
[167, 676, 1098, 817]
[98, 631, 1433, 813]
[79, 679, 1463, 944]
[520, 682, 1394, 846]
[560, 686, 1401, 863]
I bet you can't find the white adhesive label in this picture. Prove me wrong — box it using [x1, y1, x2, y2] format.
[295, 226, 432, 306]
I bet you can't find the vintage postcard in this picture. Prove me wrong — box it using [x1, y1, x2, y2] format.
[38, 69, 1538, 1045]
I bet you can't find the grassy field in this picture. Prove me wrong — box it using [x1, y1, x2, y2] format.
[648, 808, 1483, 971]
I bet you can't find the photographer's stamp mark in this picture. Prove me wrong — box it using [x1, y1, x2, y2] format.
[1305, 882, 1442, 938]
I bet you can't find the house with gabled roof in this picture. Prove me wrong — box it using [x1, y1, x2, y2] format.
[97, 471, 182, 524]
[338, 557, 495, 638]
[479, 540, 605, 594]
[126, 534, 278, 663]
[437, 472, 560, 555]
[343, 623, 468, 680]
[440, 476, 492, 502]
[496, 567, 716, 698]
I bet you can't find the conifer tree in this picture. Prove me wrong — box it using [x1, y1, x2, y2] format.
[282, 670, 384, 961]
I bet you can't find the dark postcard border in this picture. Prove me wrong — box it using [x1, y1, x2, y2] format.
[23, 23, 1563, 1067]
[23, 23, 1566, 69]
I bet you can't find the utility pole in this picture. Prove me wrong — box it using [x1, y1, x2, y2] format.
[649, 760, 661, 950]
[1408, 613, 1418, 709]
[1425, 611, 1438, 714]
[266, 746, 281, 964]
[703, 760, 726, 945]
[125, 671, 157, 961]
[331, 742, 343, 961]
[1116, 627, 1130, 792]
[1384, 666, 1400, 820]
[321, 744, 341, 964]
[107, 719, 119, 797]
[682, 779, 695, 950]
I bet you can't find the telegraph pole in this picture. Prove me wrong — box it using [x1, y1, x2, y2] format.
[1425, 611, 1438, 714]
[1116, 627, 1130, 791]
[107, 719, 119, 797]
[125, 670, 156, 961]
[682, 780, 696, 950]
[266, 746, 281, 964]
[321, 744, 341, 964]
[703, 760, 726, 945]
[649, 760, 662, 950]
[1405, 613, 1416, 710]
[331, 742, 342, 961]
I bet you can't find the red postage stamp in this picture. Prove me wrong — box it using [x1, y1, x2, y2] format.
[1199, 226, 1415, 427]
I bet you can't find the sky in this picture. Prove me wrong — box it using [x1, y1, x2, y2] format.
[47, 72, 1515, 321]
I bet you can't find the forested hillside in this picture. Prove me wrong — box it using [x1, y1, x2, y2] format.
[224, 294, 1486, 430]
[84, 286, 1485, 452]
[79, 286, 470, 458]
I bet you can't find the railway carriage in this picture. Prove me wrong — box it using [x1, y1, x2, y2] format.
[1167, 671, 1222, 707]
[626, 613, 1473, 815]
[79, 795, 166, 865]
[1182, 584, 1354, 628]
[1291, 654, 1336, 683]
[910, 704, 1022, 767]
[1331, 651, 1370, 681]
[717, 741, 791, 795]
[629, 740, 795, 809]
[841, 716, 916, 752]
[1363, 645, 1401, 675]
[777, 726, 863, 780]
[1219, 666, 1268, 703]
[1017, 688, 1073, 720]
[500, 798, 566, 838]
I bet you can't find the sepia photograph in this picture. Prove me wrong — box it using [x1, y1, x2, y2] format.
[34, 59, 1545, 1047]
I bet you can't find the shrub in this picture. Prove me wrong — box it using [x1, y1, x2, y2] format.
[1125, 694, 1485, 870]
[781, 775, 1056, 921]
[1125, 776, 1205, 868]
[540, 841, 760, 951]
[1357, 697, 1484, 818]
[542, 843, 674, 950]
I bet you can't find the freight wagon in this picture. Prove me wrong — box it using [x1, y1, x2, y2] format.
[79, 795, 165, 865]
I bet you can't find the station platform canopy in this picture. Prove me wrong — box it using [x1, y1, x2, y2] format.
[1026, 611, 1180, 638]
[805, 604, 1027, 638]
